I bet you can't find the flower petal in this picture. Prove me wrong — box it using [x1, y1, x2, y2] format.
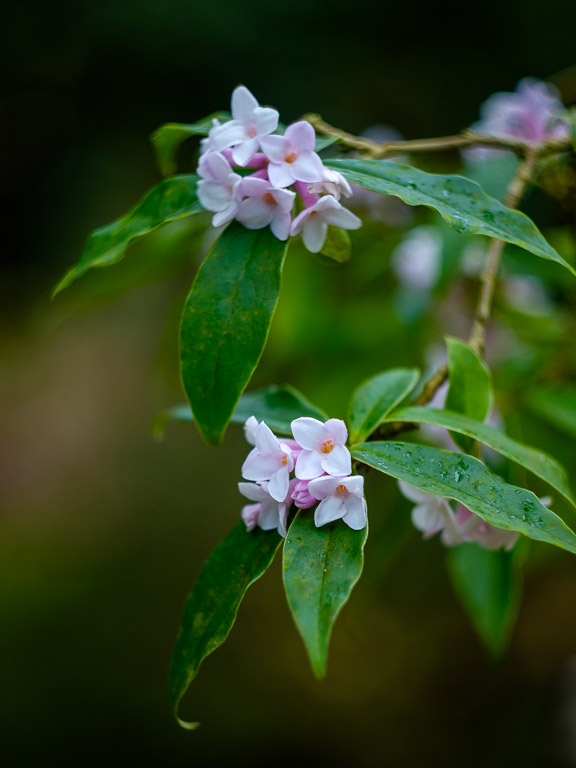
[268, 466, 290, 502]
[285, 121, 316, 153]
[243, 415, 259, 446]
[239, 177, 270, 197]
[241, 503, 261, 531]
[398, 480, 432, 504]
[308, 475, 341, 499]
[212, 202, 239, 227]
[255, 421, 281, 454]
[232, 138, 260, 167]
[325, 418, 348, 445]
[241, 450, 283, 482]
[314, 496, 345, 526]
[340, 475, 364, 496]
[321, 443, 352, 476]
[290, 152, 325, 183]
[238, 481, 270, 502]
[232, 85, 259, 122]
[267, 162, 294, 189]
[237, 197, 274, 230]
[291, 417, 325, 450]
[255, 107, 279, 136]
[270, 211, 291, 241]
[302, 216, 328, 253]
[259, 134, 288, 164]
[342, 496, 367, 530]
[210, 121, 247, 152]
[295, 449, 324, 480]
[197, 179, 233, 212]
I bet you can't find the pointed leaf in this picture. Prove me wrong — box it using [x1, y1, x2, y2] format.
[283, 511, 367, 678]
[326, 158, 576, 276]
[153, 384, 328, 439]
[447, 543, 521, 658]
[380, 406, 576, 508]
[348, 367, 420, 444]
[180, 222, 288, 444]
[53, 175, 203, 295]
[352, 442, 576, 554]
[151, 111, 230, 176]
[445, 337, 493, 452]
[169, 523, 281, 729]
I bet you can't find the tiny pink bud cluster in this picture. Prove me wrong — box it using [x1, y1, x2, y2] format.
[197, 86, 362, 253]
[239, 415, 367, 536]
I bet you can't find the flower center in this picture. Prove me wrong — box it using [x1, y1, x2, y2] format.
[336, 484, 348, 495]
[321, 439, 334, 454]
[281, 454, 288, 465]
[248, 125, 258, 138]
[284, 151, 297, 163]
[264, 192, 276, 204]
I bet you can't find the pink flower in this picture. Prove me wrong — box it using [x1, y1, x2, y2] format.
[236, 177, 295, 240]
[260, 121, 325, 188]
[453, 505, 519, 551]
[398, 481, 463, 545]
[238, 481, 294, 537]
[307, 168, 353, 200]
[241, 420, 295, 502]
[472, 78, 568, 142]
[209, 86, 279, 166]
[290, 195, 362, 253]
[291, 417, 351, 480]
[291, 479, 317, 509]
[197, 151, 242, 227]
[308, 475, 367, 530]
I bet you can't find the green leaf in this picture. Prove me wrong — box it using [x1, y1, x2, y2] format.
[169, 523, 281, 729]
[151, 112, 230, 176]
[382, 405, 575, 508]
[320, 227, 351, 262]
[348, 368, 420, 444]
[325, 158, 576, 276]
[524, 386, 576, 439]
[445, 337, 493, 452]
[447, 543, 521, 658]
[315, 135, 340, 152]
[180, 222, 288, 444]
[283, 511, 367, 678]
[53, 175, 204, 296]
[352, 442, 576, 554]
[569, 109, 576, 153]
[153, 384, 328, 439]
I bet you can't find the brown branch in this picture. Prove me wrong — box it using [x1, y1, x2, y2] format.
[304, 113, 571, 159]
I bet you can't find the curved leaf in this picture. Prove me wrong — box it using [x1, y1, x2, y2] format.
[283, 511, 367, 678]
[447, 543, 521, 658]
[153, 384, 328, 439]
[445, 337, 493, 452]
[325, 158, 576, 276]
[348, 367, 420, 444]
[169, 523, 281, 729]
[380, 406, 575, 508]
[352, 442, 576, 554]
[180, 222, 288, 444]
[151, 111, 231, 176]
[53, 175, 203, 295]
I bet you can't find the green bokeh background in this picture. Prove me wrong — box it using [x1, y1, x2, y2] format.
[3, 2, 576, 765]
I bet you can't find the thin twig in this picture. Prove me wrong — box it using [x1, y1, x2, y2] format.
[304, 113, 571, 159]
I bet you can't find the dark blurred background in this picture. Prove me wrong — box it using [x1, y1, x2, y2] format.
[3, 1, 576, 765]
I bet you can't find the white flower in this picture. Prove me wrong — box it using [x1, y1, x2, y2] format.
[308, 475, 367, 530]
[197, 151, 242, 227]
[210, 86, 279, 166]
[290, 195, 362, 253]
[307, 168, 353, 200]
[259, 121, 325, 188]
[398, 481, 463, 545]
[238, 481, 292, 537]
[236, 177, 295, 240]
[241, 420, 294, 502]
[291, 417, 351, 480]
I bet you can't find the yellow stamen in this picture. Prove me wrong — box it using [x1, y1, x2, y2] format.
[336, 484, 348, 495]
[264, 192, 276, 204]
[321, 439, 334, 454]
[281, 455, 288, 465]
[285, 152, 297, 163]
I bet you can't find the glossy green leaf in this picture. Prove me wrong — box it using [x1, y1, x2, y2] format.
[180, 222, 288, 444]
[325, 158, 576, 276]
[169, 523, 281, 729]
[348, 367, 420, 444]
[524, 386, 576, 439]
[447, 543, 521, 658]
[352, 442, 576, 554]
[283, 511, 367, 678]
[382, 405, 575, 507]
[151, 111, 230, 176]
[445, 337, 493, 452]
[315, 135, 340, 152]
[53, 175, 203, 296]
[320, 227, 351, 263]
[153, 384, 328, 439]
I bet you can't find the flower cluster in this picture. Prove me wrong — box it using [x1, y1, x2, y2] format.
[239, 416, 367, 536]
[197, 86, 362, 253]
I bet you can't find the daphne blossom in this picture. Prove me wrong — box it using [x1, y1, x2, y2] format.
[238, 415, 367, 534]
[308, 475, 367, 530]
[290, 195, 362, 253]
[291, 417, 352, 479]
[195, 87, 363, 250]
